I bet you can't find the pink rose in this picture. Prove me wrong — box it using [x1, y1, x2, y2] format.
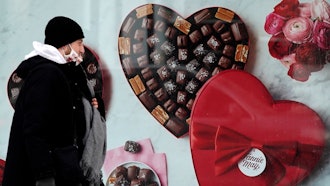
[274, 0, 300, 18]
[268, 33, 294, 59]
[283, 17, 314, 44]
[313, 20, 330, 49]
[298, 3, 312, 18]
[264, 12, 287, 35]
[311, 0, 330, 21]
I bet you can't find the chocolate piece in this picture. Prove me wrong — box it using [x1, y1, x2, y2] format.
[185, 79, 199, 94]
[160, 41, 175, 56]
[221, 31, 233, 44]
[136, 4, 153, 18]
[141, 67, 153, 80]
[151, 105, 169, 124]
[215, 7, 235, 23]
[174, 16, 191, 35]
[150, 50, 164, 65]
[131, 179, 143, 186]
[193, 44, 208, 58]
[165, 27, 177, 39]
[133, 43, 144, 54]
[158, 7, 174, 21]
[157, 66, 170, 81]
[165, 118, 188, 137]
[177, 91, 188, 105]
[175, 107, 188, 120]
[195, 67, 210, 82]
[138, 169, 153, 183]
[164, 99, 177, 112]
[122, 17, 136, 34]
[177, 35, 188, 47]
[203, 52, 217, 68]
[213, 20, 226, 33]
[218, 56, 232, 69]
[146, 78, 159, 91]
[189, 30, 202, 44]
[129, 75, 145, 95]
[124, 141, 141, 153]
[207, 35, 222, 51]
[201, 24, 213, 36]
[118, 37, 131, 55]
[137, 55, 149, 68]
[154, 20, 166, 32]
[113, 166, 128, 178]
[134, 29, 147, 41]
[147, 34, 160, 48]
[235, 44, 249, 63]
[186, 59, 200, 74]
[176, 70, 188, 85]
[166, 57, 179, 71]
[231, 22, 248, 41]
[178, 49, 188, 61]
[164, 80, 177, 95]
[223, 45, 235, 57]
[127, 165, 140, 180]
[122, 57, 136, 76]
[194, 9, 211, 24]
[114, 175, 130, 186]
[139, 91, 156, 110]
[155, 88, 168, 102]
[141, 18, 153, 30]
[186, 98, 194, 110]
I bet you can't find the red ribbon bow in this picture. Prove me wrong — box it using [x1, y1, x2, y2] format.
[191, 123, 323, 184]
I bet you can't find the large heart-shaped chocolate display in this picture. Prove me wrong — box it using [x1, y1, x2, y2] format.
[190, 70, 325, 185]
[118, 4, 249, 137]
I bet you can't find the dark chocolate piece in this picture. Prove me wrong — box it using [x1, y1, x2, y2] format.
[127, 165, 140, 180]
[150, 50, 164, 65]
[231, 22, 248, 41]
[122, 57, 136, 76]
[189, 30, 202, 44]
[134, 29, 147, 41]
[154, 20, 166, 32]
[165, 27, 177, 39]
[193, 44, 208, 58]
[160, 41, 175, 56]
[164, 80, 177, 95]
[137, 55, 149, 68]
[186, 59, 200, 74]
[158, 7, 174, 21]
[194, 9, 211, 24]
[146, 78, 159, 91]
[178, 49, 188, 61]
[165, 118, 188, 137]
[166, 57, 179, 71]
[223, 45, 235, 57]
[176, 70, 188, 85]
[195, 67, 210, 82]
[147, 34, 160, 48]
[141, 67, 153, 80]
[141, 18, 153, 30]
[213, 20, 226, 33]
[157, 66, 170, 81]
[138, 169, 153, 183]
[207, 35, 222, 51]
[122, 17, 136, 34]
[177, 91, 188, 105]
[218, 56, 232, 69]
[164, 99, 177, 112]
[124, 140, 141, 153]
[138, 91, 156, 110]
[185, 79, 199, 94]
[133, 43, 144, 54]
[201, 24, 213, 36]
[221, 31, 233, 44]
[203, 52, 217, 68]
[177, 35, 188, 47]
[186, 98, 194, 110]
[114, 175, 130, 186]
[155, 88, 168, 102]
[175, 107, 188, 120]
[114, 166, 128, 178]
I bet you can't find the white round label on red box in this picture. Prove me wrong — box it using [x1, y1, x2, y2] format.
[238, 148, 266, 177]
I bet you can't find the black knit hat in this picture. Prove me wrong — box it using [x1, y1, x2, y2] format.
[44, 16, 84, 48]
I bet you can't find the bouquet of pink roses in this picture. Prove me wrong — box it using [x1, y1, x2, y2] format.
[264, 0, 330, 82]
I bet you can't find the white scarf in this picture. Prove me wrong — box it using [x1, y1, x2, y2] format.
[25, 41, 67, 64]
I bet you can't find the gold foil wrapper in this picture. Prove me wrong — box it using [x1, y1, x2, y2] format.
[118, 37, 131, 55]
[129, 75, 146, 95]
[136, 4, 153, 18]
[174, 16, 191, 35]
[152, 105, 169, 125]
[215, 8, 235, 23]
[235, 44, 249, 63]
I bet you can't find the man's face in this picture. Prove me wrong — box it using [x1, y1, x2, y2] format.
[70, 39, 85, 57]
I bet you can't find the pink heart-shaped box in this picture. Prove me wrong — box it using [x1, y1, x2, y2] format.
[190, 70, 325, 185]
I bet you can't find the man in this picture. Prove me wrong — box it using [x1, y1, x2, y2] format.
[3, 16, 106, 186]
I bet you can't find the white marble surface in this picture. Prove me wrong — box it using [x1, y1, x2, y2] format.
[0, 0, 329, 185]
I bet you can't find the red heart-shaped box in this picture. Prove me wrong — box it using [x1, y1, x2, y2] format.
[190, 70, 325, 186]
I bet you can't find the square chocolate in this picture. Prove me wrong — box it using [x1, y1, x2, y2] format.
[207, 35, 222, 51]
[122, 17, 136, 34]
[231, 22, 248, 41]
[137, 55, 149, 68]
[195, 67, 210, 82]
[218, 56, 232, 69]
[221, 31, 233, 44]
[186, 98, 194, 110]
[155, 88, 168, 102]
[193, 44, 208, 58]
[150, 50, 164, 65]
[139, 91, 156, 110]
[176, 70, 188, 85]
[141, 18, 153, 30]
[154, 20, 166, 32]
[178, 49, 188, 61]
[165, 27, 177, 40]
[185, 79, 199, 94]
[223, 45, 235, 57]
[147, 34, 160, 48]
[141, 67, 153, 80]
[160, 41, 175, 56]
[177, 35, 188, 47]
[175, 107, 188, 120]
[201, 24, 213, 36]
[122, 57, 136, 77]
[213, 20, 225, 33]
[164, 80, 177, 95]
[134, 29, 147, 41]
[186, 59, 200, 74]
[189, 30, 202, 44]
[146, 78, 159, 91]
[164, 99, 177, 112]
[203, 52, 217, 68]
[157, 66, 171, 81]
[177, 91, 188, 105]
[165, 118, 188, 137]
[167, 56, 179, 71]
[133, 43, 144, 54]
[194, 9, 211, 24]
